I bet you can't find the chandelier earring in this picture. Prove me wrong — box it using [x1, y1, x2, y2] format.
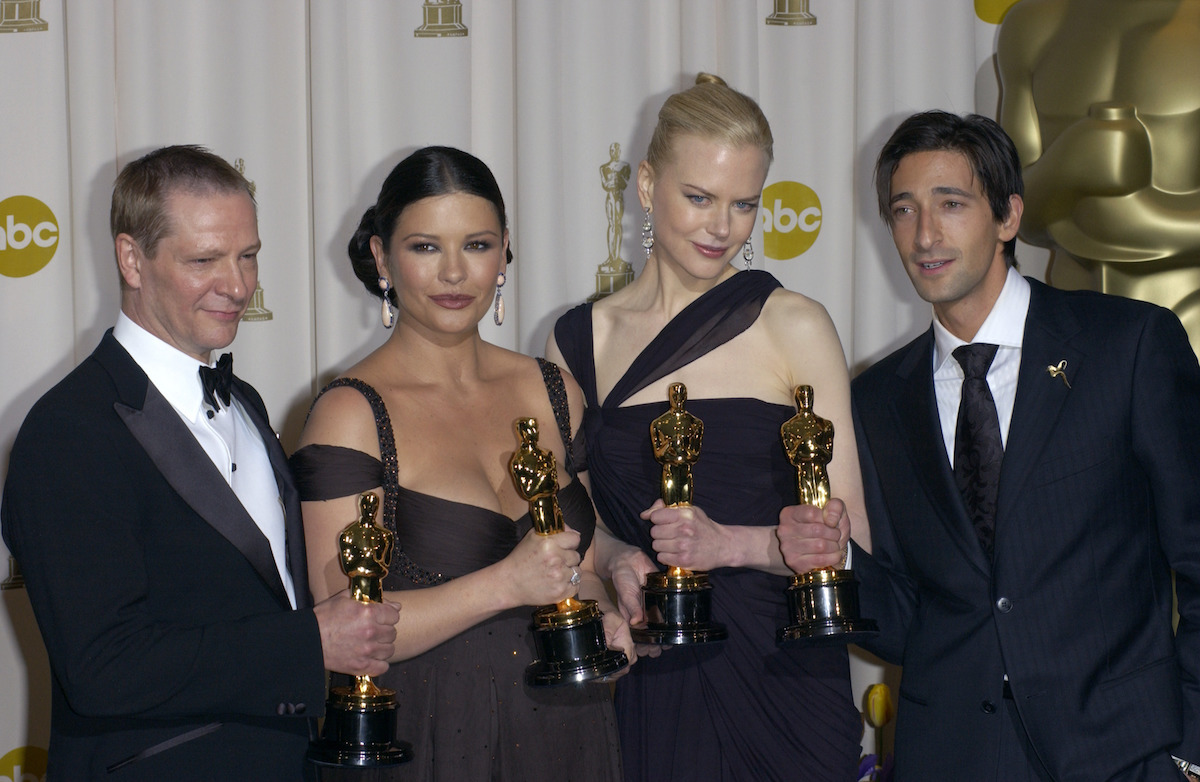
[641, 207, 654, 257]
[742, 237, 754, 270]
[378, 276, 395, 329]
[493, 272, 506, 326]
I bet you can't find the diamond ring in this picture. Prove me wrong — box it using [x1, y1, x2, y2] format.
[569, 567, 581, 587]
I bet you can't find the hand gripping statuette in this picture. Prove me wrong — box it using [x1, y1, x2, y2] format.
[509, 417, 628, 686]
[631, 383, 728, 645]
[777, 386, 878, 645]
[307, 492, 412, 768]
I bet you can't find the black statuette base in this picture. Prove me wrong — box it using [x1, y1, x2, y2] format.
[307, 690, 412, 768]
[526, 600, 629, 687]
[630, 571, 727, 645]
[777, 568, 878, 646]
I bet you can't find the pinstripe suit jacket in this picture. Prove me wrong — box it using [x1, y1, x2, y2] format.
[852, 278, 1200, 781]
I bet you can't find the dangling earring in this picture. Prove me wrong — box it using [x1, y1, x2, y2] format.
[641, 207, 654, 257]
[493, 272, 506, 326]
[742, 237, 754, 270]
[378, 276, 395, 329]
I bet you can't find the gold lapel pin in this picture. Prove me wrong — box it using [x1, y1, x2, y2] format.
[1047, 360, 1071, 389]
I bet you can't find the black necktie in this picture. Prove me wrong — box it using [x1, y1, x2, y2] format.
[199, 352, 233, 411]
[953, 343, 1002, 555]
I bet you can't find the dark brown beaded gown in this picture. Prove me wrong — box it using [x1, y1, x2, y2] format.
[290, 367, 621, 781]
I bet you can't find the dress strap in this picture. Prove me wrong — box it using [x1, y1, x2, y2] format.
[607, 270, 782, 406]
[535, 358, 576, 477]
[314, 378, 449, 585]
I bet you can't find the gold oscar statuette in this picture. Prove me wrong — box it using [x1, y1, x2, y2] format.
[630, 383, 728, 645]
[509, 417, 627, 686]
[777, 386, 878, 645]
[307, 493, 411, 768]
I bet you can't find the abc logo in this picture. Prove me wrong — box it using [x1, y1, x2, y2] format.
[761, 181, 822, 261]
[0, 745, 47, 782]
[0, 195, 59, 278]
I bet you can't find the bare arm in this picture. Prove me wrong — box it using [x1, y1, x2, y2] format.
[768, 290, 872, 555]
[298, 386, 581, 663]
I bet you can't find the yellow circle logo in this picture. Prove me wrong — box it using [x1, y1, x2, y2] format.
[975, 0, 1021, 24]
[762, 181, 822, 260]
[0, 745, 48, 781]
[0, 195, 60, 278]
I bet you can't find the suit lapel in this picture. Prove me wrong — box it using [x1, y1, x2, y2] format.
[96, 335, 293, 609]
[890, 330, 991, 576]
[997, 280, 1083, 519]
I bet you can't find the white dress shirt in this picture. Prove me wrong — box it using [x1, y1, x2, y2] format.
[931, 266, 1030, 466]
[114, 313, 297, 608]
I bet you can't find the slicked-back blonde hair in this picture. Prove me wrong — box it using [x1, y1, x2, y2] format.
[645, 73, 774, 170]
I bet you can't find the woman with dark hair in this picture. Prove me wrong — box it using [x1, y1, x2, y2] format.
[548, 75, 866, 781]
[291, 146, 625, 780]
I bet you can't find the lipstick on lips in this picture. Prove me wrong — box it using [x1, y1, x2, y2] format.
[693, 242, 728, 259]
[430, 293, 475, 310]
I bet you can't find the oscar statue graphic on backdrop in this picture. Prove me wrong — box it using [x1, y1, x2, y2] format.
[414, 0, 467, 37]
[765, 0, 816, 26]
[307, 493, 411, 768]
[997, 0, 1200, 355]
[777, 385, 877, 645]
[631, 383, 727, 644]
[590, 142, 634, 301]
[509, 418, 628, 686]
[0, 0, 49, 33]
[232, 159, 272, 322]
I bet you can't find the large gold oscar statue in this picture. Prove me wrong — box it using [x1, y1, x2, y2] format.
[777, 386, 877, 645]
[997, 0, 1200, 355]
[630, 383, 728, 645]
[508, 418, 627, 685]
[307, 493, 411, 768]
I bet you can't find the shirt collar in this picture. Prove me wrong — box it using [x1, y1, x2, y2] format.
[113, 312, 217, 421]
[933, 266, 1030, 372]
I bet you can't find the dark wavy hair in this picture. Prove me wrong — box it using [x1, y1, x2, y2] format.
[874, 110, 1024, 265]
[349, 146, 512, 305]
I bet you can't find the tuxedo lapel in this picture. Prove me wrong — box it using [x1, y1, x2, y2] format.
[889, 331, 991, 576]
[96, 335, 293, 609]
[997, 280, 1083, 518]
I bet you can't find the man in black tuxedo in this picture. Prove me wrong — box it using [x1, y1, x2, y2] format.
[1, 146, 399, 780]
[779, 111, 1200, 780]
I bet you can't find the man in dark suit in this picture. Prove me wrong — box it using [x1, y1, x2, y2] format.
[779, 111, 1200, 780]
[1, 145, 399, 780]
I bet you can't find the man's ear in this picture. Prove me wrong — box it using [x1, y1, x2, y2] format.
[999, 194, 1024, 242]
[114, 234, 144, 290]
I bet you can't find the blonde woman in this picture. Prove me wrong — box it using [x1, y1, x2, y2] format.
[549, 75, 868, 781]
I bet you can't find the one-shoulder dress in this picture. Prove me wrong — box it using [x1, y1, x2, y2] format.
[289, 360, 621, 781]
[553, 271, 860, 781]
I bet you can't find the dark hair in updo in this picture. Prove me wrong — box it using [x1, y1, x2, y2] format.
[348, 146, 512, 305]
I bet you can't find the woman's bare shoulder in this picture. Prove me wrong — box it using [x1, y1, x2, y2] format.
[297, 379, 381, 452]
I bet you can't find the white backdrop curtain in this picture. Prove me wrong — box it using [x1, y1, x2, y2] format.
[0, 0, 1044, 769]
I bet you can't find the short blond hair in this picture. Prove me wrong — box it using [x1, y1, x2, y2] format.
[645, 73, 774, 170]
[111, 145, 254, 259]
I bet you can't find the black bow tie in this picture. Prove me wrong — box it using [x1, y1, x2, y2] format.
[200, 352, 233, 410]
